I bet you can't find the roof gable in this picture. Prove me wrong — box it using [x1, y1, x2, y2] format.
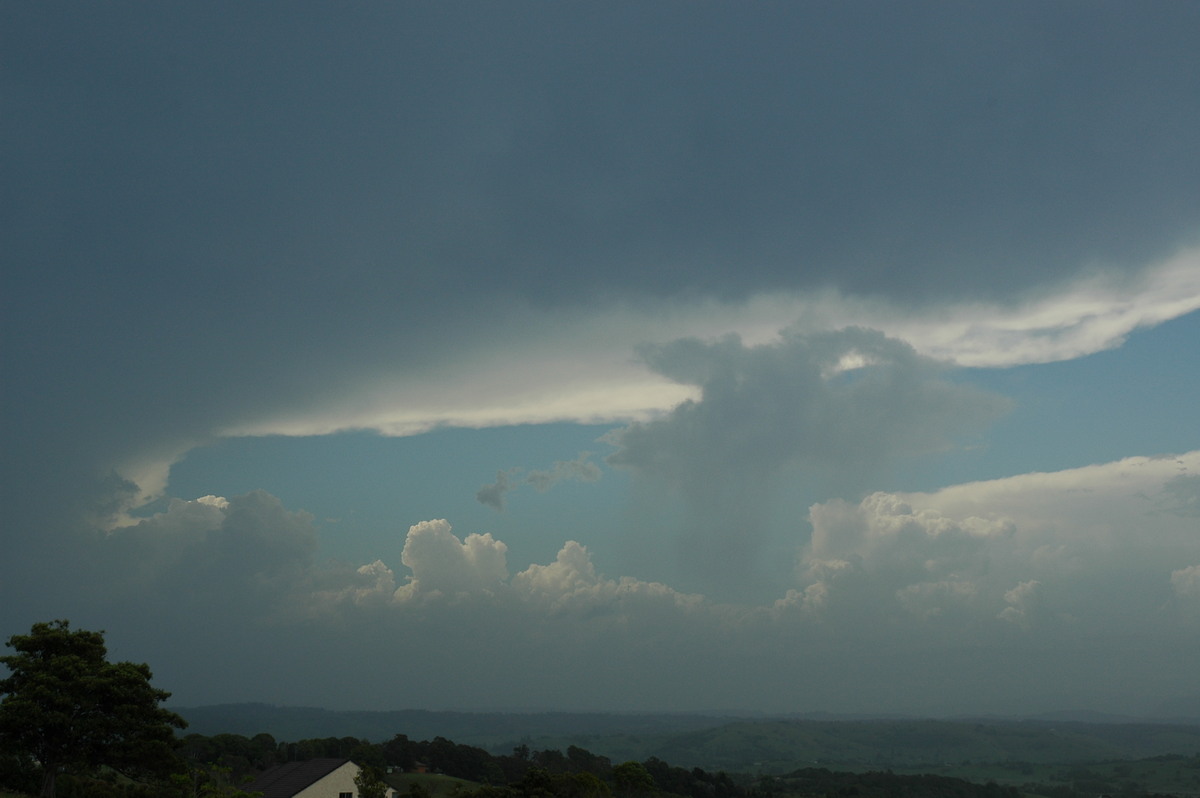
[243, 758, 354, 798]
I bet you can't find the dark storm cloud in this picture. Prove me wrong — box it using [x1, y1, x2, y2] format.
[4, 2, 1197, 491]
[8, 3, 1200, 328]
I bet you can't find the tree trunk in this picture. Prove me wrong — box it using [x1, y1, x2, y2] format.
[39, 765, 57, 798]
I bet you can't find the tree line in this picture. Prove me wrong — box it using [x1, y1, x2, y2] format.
[171, 728, 748, 798]
[0, 620, 748, 798]
[0, 621, 1076, 798]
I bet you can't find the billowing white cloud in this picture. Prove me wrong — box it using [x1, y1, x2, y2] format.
[334, 520, 705, 623]
[795, 450, 1200, 635]
[331, 560, 399, 608]
[512, 540, 704, 618]
[393, 519, 509, 603]
[511, 540, 599, 602]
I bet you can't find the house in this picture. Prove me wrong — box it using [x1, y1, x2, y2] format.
[241, 758, 399, 798]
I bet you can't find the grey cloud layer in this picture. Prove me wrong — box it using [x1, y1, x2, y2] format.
[8, 3, 1198, 315]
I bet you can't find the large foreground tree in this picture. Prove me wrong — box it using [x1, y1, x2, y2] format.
[0, 620, 187, 798]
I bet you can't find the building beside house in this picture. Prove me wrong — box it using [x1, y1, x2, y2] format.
[241, 758, 398, 798]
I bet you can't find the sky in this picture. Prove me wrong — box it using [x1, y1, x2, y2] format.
[3, 1, 1200, 719]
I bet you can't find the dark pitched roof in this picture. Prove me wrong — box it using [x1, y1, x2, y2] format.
[243, 758, 354, 798]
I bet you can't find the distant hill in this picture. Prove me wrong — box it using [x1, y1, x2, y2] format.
[172, 704, 1200, 775]
[628, 718, 1200, 772]
[172, 703, 728, 746]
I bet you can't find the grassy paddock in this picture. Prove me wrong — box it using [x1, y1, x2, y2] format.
[385, 771, 482, 797]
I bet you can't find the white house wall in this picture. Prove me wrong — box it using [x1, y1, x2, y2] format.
[294, 761, 356, 798]
[293, 761, 398, 798]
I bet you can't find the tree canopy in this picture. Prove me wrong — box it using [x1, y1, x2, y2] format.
[0, 620, 187, 798]
[354, 764, 389, 798]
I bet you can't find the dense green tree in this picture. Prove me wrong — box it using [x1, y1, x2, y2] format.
[350, 741, 387, 771]
[0, 620, 186, 798]
[354, 764, 389, 798]
[559, 771, 612, 798]
[383, 733, 417, 771]
[169, 763, 263, 798]
[0, 747, 39, 795]
[612, 762, 658, 798]
[515, 766, 555, 798]
[567, 746, 612, 777]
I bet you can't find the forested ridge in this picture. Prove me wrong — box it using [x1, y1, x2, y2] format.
[3, 727, 1028, 798]
[174, 706, 1200, 773]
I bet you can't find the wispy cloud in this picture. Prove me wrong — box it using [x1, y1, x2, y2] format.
[477, 452, 602, 511]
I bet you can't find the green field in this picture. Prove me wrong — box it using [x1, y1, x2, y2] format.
[385, 771, 483, 797]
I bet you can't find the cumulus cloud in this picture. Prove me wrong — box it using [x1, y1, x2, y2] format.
[108, 490, 316, 593]
[606, 327, 1011, 582]
[328, 560, 399, 608]
[476, 452, 601, 511]
[794, 492, 1009, 625]
[331, 519, 706, 623]
[393, 519, 509, 603]
[795, 451, 1200, 635]
[511, 540, 704, 619]
[896, 579, 978, 622]
[511, 540, 599, 603]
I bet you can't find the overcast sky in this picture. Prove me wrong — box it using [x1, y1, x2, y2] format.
[3, 1, 1199, 718]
